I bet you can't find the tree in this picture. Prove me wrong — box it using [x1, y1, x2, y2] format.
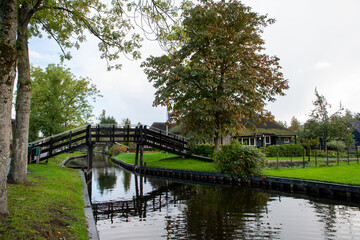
[0, 0, 18, 216]
[10, 0, 183, 185]
[122, 118, 131, 127]
[300, 89, 353, 150]
[142, 0, 288, 151]
[25, 64, 101, 142]
[288, 116, 301, 131]
[99, 110, 118, 125]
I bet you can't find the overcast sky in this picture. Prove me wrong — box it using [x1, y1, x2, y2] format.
[28, 0, 360, 127]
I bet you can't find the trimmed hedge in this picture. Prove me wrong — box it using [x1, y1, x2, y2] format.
[192, 144, 215, 158]
[265, 144, 304, 157]
[215, 141, 266, 177]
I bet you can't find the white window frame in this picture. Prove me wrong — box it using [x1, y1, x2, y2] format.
[284, 137, 290, 144]
[240, 137, 256, 146]
[265, 136, 271, 145]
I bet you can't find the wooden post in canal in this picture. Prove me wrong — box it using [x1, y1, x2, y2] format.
[87, 125, 93, 170]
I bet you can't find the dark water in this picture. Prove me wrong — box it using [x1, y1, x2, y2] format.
[87, 155, 360, 240]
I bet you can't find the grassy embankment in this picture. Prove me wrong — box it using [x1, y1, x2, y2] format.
[113, 152, 360, 186]
[0, 152, 88, 240]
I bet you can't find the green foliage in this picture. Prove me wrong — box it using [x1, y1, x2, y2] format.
[99, 110, 117, 125]
[265, 144, 304, 157]
[142, 0, 288, 149]
[215, 141, 266, 177]
[327, 140, 346, 151]
[192, 144, 215, 158]
[299, 89, 354, 148]
[109, 145, 128, 156]
[29, 64, 101, 141]
[288, 116, 301, 131]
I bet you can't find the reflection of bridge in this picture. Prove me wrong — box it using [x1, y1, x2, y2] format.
[28, 124, 210, 167]
[92, 176, 191, 222]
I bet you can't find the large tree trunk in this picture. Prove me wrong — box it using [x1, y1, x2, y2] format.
[8, 6, 32, 184]
[214, 132, 221, 152]
[0, 0, 18, 215]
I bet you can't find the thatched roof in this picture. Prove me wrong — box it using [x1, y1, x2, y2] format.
[237, 119, 295, 137]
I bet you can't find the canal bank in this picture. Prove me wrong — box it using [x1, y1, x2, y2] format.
[111, 157, 360, 202]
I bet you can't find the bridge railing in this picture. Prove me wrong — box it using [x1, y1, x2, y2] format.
[27, 124, 191, 163]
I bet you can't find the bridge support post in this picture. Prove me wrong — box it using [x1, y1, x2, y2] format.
[88, 143, 93, 170]
[139, 145, 144, 169]
[135, 144, 139, 166]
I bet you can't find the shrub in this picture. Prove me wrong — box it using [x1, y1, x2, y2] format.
[109, 145, 128, 156]
[192, 144, 215, 158]
[265, 144, 303, 157]
[215, 141, 266, 177]
[327, 140, 346, 151]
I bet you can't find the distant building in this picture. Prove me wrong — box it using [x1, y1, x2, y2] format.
[348, 120, 360, 145]
[151, 119, 296, 147]
[234, 119, 297, 147]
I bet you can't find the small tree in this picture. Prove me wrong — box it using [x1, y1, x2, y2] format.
[288, 116, 301, 131]
[143, 0, 288, 151]
[99, 110, 118, 125]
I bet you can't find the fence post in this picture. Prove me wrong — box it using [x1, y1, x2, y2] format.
[303, 148, 305, 168]
[290, 149, 292, 165]
[347, 148, 350, 165]
[357, 145, 359, 164]
[276, 149, 279, 169]
[315, 149, 317, 167]
[337, 150, 339, 166]
[326, 148, 329, 166]
[69, 131, 72, 151]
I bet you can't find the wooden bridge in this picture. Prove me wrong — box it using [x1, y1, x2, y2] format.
[28, 124, 210, 168]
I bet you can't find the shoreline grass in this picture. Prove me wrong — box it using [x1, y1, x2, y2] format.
[113, 152, 360, 186]
[0, 152, 88, 240]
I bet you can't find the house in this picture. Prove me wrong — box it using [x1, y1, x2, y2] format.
[348, 120, 360, 145]
[234, 119, 297, 147]
[149, 122, 182, 135]
[151, 119, 296, 148]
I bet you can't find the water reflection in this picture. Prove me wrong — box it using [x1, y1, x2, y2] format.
[89, 155, 360, 240]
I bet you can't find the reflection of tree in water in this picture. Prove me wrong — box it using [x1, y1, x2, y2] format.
[97, 168, 117, 195]
[310, 201, 359, 239]
[165, 184, 277, 240]
[122, 170, 131, 193]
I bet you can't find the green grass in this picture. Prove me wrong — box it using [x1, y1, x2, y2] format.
[113, 152, 218, 172]
[0, 152, 88, 240]
[114, 152, 360, 186]
[264, 162, 360, 186]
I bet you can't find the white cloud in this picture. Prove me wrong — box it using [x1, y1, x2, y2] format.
[312, 62, 331, 70]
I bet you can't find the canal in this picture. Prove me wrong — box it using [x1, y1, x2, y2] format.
[81, 154, 360, 239]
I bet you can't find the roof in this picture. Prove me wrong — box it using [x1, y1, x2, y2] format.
[237, 119, 296, 137]
[149, 122, 182, 134]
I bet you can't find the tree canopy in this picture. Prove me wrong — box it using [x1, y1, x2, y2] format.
[299, 89, 353, 149]
[142, 0, 288, 150]
[29, 64, 101, 141]
[99, 110, 118, 125]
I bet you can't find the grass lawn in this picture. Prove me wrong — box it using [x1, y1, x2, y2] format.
[0, 152, 88, 240]
[264, 162, 360, 186]
[113, 152, 218, 172]
[114, 152, 360, 186]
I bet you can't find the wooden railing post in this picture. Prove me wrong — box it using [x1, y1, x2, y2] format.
[68, 131, 72, 151]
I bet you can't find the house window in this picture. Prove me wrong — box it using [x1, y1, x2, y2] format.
[284, 138, 290, 144]
[240, 138, 256, 146]
[265, 136, 271, 145]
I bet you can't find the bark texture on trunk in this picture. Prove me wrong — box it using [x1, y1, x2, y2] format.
[0, 0, 18, 215]
[214, 132, 221, 152]
[8, 6, 32, 184]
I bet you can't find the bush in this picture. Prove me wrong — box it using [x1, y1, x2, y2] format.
[327, 140, 346, 151]
[215, 141, 266, 177]
[109, 145, 128, 156]
[192, 144, 215, 158]
[265, 144, 303, 157]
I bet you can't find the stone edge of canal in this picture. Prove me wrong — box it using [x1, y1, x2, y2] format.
[111, 157, 360, 203]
